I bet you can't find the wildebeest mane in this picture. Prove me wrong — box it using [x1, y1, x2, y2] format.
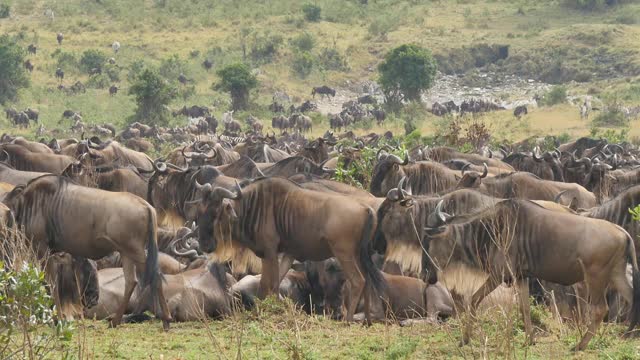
[262, 156, 323, 177]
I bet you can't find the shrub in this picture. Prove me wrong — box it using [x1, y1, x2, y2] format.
[378, 44, 437, 107]
[318, 47, 349, 71]
[158, 54, 188, 82]
[591, 102, 629, 127]
[540, 86, 567, 106]
[292, 51, 314, 78]
[104, 63, 120, 82]
[0, 3, 9, 18]
[51, 49, 79, 73]
[128, 68, 177, 125]
[79, 49, 107, 74]
[214, 62, 258, 111]
[0, 35, 29, 104]
[250, 32, 283, 64]
[86, 74, 111, 89]
[302, 3, 321, 22]
[127, 59, 147, 82]
[565, 0, 634, 11]
[290, 32, 316, 52]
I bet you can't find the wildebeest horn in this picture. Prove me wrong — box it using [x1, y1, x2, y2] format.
[610, 144, 624, 154]
[402, 151, 409, 165]
[488, 149, 493, 158]
[532, 150, 542, 162]
[376, 148, 387, 161]
[153, 160, 167, 173]
[397, 177, 407, 200]
[461, 163, 471, 176]
[480, 163, 488, 178]
[169, 236, 198, 258]
[211, 182, 241, 200]
[195, 180, 213, 194]
[499, 147, 507, 158]
[0, 150, 9, 163]
[554, 190, 568, 204]
[434, 200, 452, 225]
[181, 146, 193, 159]
[554, 148, 561, 158]
[81, 132, 85, 140]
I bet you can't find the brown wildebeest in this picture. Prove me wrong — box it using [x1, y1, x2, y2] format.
[57, 32, 64, 45]
[422, 199, 640, 350]
[0, 162, 48, 185]
[9, 136, 53, 154]
[186, 177, 386, 323]
[0, 144, 77, 174]
[4, 175, 172, 330]
[109, 85, 118, 96]
[24, 60, 34, 72]
[371, 151, 460, 197]
[427, 146, 514, 171]
[456, 170, 596, 209]
[86, 262, 232, 322]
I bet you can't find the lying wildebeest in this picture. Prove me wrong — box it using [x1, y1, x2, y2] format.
[4, 175, 172, 329]
[187, 177, 386, 323]
[308, 258, 456, 322]
[311, 85, 336, 99]
[87, 262, 233, 322]
[422, 199, 640, 350]
[371, 151, 459, 197]
[231, 269, 313, 313]
[45, 253, 99, 320]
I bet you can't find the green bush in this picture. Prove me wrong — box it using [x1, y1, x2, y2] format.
[250, 32, 283, 64]
[214, 62, 258, 111]
[292, 51, 314, 78]
[540, 86, 567, 106]
[51, 49, 79, 73]
[290, 32, 316, 52]
[0, 35, 29, 104]
[318, 47, 349, 71]
[79, 49, 107, 74]
[104, 63, 120, 82]
[0, 3, 9, 18]
[302, 3, 321, 22]
[128, 68, 177, 125]
[378, 44, 437, 107]
[127, 59, 147, 82]
[158, 54, 188, 82]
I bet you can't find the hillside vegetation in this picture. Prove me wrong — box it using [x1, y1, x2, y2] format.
[0, 0, 639, 142]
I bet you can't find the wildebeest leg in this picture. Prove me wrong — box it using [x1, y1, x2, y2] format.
[156, 278, 172, 331]
[278, 254, 295, 281]
[574, 289, 607, 351]
[110, 257, 137, 328]
[516, 278, 535, 345]
[462, 275, 500, 346]
[338, 258, 366, 322]
[258, 254, 279, 299]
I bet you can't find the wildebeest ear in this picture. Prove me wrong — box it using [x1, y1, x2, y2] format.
[5, 185, 25, 202]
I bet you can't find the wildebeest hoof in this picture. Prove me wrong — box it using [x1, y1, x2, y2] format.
[162, 320, 170, 331]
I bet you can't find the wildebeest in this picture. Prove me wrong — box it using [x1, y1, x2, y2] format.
[0, 144, 77, 174]
[514, 105, 528, 118]
[188, 177, 386, 323]
[271, 114, 290, 134]
[24, 59, 34, 72]
[87, 262, 232, 322]
[457, 170, 596, 209]
[422, 199, 640, 350]
[290, 113, 312, 133]
[504, 149, 564, 181]
[27, 44, 37, 55]
[12, 112, 30, 128]
[0, 162, 48, 185]
[4, 175, 172, 329]
[311, 85, 336, 99]
[109, 85, 118, 96]
[172, 105, 210, 118]
[56, 32, 64, 45]
[202, 59, 213, 71]
[24, 108, 39, 123]
[112, 41, 121, 53]
[371, 151, 459, 197]
[55, 68, 64, 81]
[5, 107, 17, 121]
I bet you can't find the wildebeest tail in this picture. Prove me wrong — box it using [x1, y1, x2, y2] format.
[142, 207, 163, 315]
[359, 207, 386, 298]
[625, 232, 640, 331]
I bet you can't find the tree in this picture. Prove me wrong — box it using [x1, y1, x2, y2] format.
[128, 68, 176, 125]
[378, 44, 437, 109]
[0, 36, 29, 105]
[215, 63, 258, 111]
[302, 4, 321, 22]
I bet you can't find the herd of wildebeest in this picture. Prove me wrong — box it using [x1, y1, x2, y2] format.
[4, 34, 640, 352]
[2, 117, 640, 351]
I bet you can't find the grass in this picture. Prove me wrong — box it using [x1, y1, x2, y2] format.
[43, 303, 640, 359]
